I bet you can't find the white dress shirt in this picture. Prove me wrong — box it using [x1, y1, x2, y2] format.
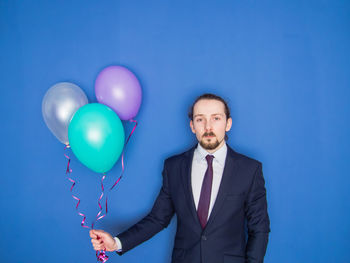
[191, 143, 227, 219]
[114, 143, 228, 251]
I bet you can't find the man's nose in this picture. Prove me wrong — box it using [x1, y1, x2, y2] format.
[205, 120, 212, 130]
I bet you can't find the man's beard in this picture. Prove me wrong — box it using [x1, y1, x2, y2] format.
[199, 132, 223, 150]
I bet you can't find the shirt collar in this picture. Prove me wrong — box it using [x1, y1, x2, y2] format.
[194, 143, 227, 166]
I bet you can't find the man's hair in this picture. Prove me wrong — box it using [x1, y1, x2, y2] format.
[188, 93, 231, 121]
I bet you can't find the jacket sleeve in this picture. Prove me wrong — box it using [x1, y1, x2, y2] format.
[116, 161, 175, 254]
[244, 163, 270, 263]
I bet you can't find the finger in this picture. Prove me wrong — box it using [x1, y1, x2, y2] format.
[92, 243, 101, 250]
[89, 230, 98, 239]
[91, 239, 103, 245]
[93, 244, 105, 251]
[94, 230, 107, 240]
[93, 245, 101, 251]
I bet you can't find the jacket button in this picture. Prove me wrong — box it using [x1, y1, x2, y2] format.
[202, 235, 207, 241]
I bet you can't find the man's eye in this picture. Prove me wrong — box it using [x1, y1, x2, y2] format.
[196, 118, 202, 122]
[214, 117, 220, 120]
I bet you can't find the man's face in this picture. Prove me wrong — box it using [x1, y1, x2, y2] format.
[190, 99, 232, 152]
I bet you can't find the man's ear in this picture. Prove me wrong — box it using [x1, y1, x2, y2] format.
[190, 120, 196, 134]
[225, 117, 232, 132]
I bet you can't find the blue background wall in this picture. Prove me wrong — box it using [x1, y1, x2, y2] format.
[1, 1, 349, 262]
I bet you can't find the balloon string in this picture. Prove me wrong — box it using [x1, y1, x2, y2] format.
[64, 145, 90, 229]
[64, 147, 110, 262]
[110, 119, 138, 191]
[91, 173, 107, 229]
[96, 250, 109, 263]
[92, 173, 109, 262]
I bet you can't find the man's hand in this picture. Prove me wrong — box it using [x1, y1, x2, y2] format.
[89, 229, 118, 252]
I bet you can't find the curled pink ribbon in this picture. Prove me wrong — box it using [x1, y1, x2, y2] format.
[110, 119, 138, 191]
[65, 146, 107, 262]
[64, 145, 89, 229]
[90, 173, 110, 262]
[91, 173, 107, 229]
[96, 250, 109, 262]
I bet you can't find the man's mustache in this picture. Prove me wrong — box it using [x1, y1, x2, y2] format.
[203, 132, 216, 137]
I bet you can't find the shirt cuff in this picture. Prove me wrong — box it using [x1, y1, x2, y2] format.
[114, 237, 122, 252]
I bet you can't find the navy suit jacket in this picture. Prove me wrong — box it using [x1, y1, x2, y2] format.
[117, 145, 270, 263]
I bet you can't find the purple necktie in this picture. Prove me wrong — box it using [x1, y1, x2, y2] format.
[197, 154, 214, 229]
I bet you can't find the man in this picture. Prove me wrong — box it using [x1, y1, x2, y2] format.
[90, 93, 270, 263]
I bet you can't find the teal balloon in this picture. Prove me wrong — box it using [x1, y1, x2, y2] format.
[68, 103, 125, 173]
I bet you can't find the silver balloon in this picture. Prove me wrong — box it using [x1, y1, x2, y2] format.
[42, 82, 88, 145]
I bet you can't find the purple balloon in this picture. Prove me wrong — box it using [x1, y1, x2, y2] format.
[95, 66, 142, 120]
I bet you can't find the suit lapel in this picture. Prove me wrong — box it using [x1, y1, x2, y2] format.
[180, 146, 202, 231]
[205, 146, 239, 230]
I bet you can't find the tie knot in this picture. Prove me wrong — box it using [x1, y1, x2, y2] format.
[205, 155, 214, 165]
